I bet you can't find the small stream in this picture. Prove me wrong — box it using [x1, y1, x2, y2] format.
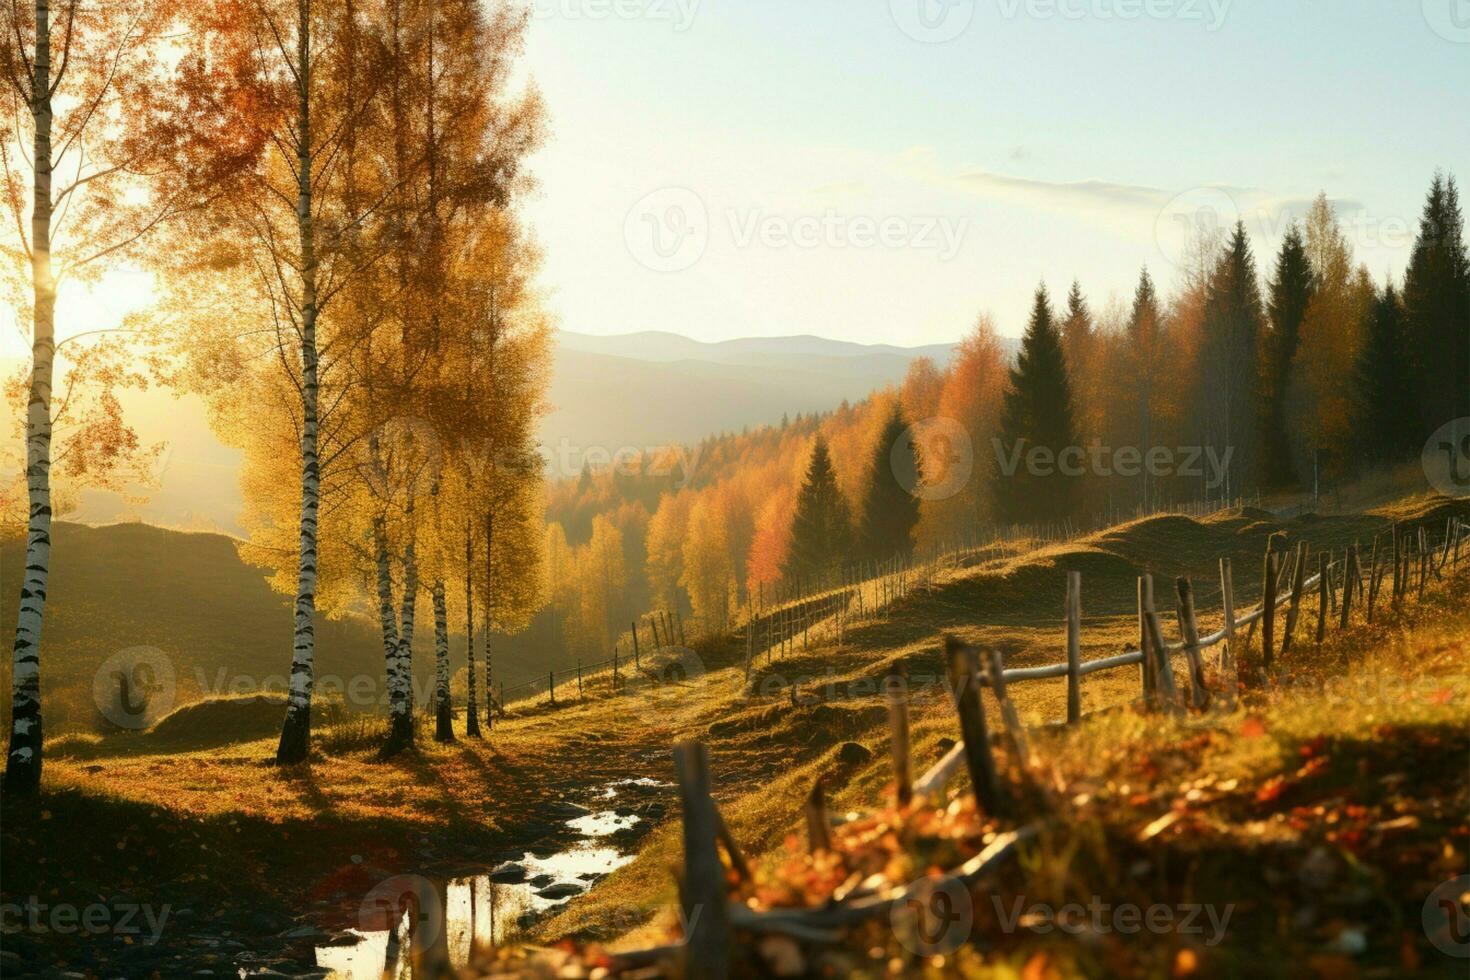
[306, 779, 670, 979]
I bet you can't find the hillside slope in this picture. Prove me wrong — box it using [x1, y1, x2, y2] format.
[0, 522, 548, 734]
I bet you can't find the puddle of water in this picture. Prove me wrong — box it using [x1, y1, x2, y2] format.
[600, 777, 669, 799]
[566, 809, 640, 836]
[311, 875, 530, 980]
[308, 780, 649, 979]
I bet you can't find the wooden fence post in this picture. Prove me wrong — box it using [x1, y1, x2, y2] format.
[1065, 571, 1082, 724]
[943, 637, 1004, 815]
[1281, 542, 1307, 655]
[711, 806, 750, 883]
[887, 676, 913, 808]
[1367, 535, 1383, 622]
[1315, 553, 1328, 645]
[1418, 527, 1428, 600]
[1174, 577, 1207, 709]
[1137, 575, 1155, 709]
[805, 780, 832, 854]
[672, 742, 731, 979]
[1261, 546, 1278, 671]
[577, 659, 583, 699]
[1339, 544, 1357, 630]
[1219, 558, 1235, 678]
[549, 671, 556, 706]
[613, 646, 620, 691]
[1391, 524, 1402, 604]
[987, 648, 1030, 765]
[1142, 600, 1183, 718]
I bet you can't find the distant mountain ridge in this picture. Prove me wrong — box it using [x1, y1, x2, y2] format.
[26, 329, 989, 529]
[543, 330, 983, 475]
[554, 330, 961, 364]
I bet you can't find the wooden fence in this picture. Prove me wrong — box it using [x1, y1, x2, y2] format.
[518, 512, 1466, 978]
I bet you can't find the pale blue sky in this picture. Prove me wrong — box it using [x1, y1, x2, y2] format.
[519, 0, 1469, 344]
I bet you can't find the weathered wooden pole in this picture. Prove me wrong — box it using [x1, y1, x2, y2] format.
[1261, 547, 1279, 671]
[1315, 552, 1329, 645]
[1065, 571, 1082, 724]
[1137, 575, 1155, 708]
[986, 648, 1029, 765]
[1174, 577, 1208, 709]
[1339, 544, 1357, 630]
[1391, 524, 1402, 603]
[711, 806, 750, 883]
[943, 637, 1004, 815]
[577, 659, 583, 699]
[1367, 535, 1383, 622]
[548, 671, 556, 706]
[1219, 558, 1235, 678]
[805, 780, 832, 854]
[672, 742, 731, 979]
[1142, 597, 1183, 718]
[1281, 542, 1307, 655]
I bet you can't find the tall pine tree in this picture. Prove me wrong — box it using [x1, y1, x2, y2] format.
[783, 436, 852, 579]
[1401, 172, 1470, 438]
[1197, 222, 1265, 498]
[857, 406, 922, 561]
[994, 284, 1079, 524]
[1127, 268, 1165, 508]
[1351, 284, 1418, 467]
[1260, 224, 1313, 488]
[1060, 278, 1093, 391]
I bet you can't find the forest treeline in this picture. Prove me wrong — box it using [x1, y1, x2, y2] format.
[533, 178, 1467, 660]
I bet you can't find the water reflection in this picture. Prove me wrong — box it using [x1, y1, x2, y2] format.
[313, 850, 635, 978]
[314, 874, 528, 980]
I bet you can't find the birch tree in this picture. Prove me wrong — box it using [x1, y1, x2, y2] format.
[1, 0, 213, 791]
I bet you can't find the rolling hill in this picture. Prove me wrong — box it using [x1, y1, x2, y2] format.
[0, 522, 547, 736]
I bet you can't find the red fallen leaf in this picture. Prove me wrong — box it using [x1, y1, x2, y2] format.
[1240, 715, 1267, 739]
[1257, 777, 1286, 804]
[1300, 736, 1327, 758]
[1427, 688, 1454, 704]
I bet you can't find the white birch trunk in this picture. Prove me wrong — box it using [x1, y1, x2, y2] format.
[432, 580, 452, 741]
[5, 0, 54, 793]
[275, 0, 320, 765]
[464, 524, 481, 737]
[381, 512, 417, 756]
